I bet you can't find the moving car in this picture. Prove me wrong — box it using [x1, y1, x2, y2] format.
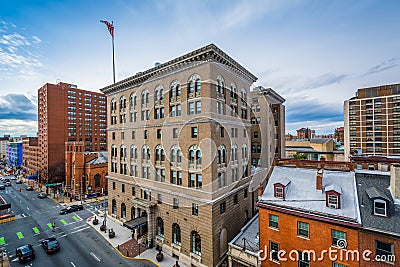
[4, 182, 11, 187]
[16, 244, 35, 263]
[60, 206, 77, 214]
[26, 186, 33, 191]
[37, 193, 47, 199]
[16, 180, 22, 184]
[41, 237, 60, 254]
[70, 204, 84, 211]
[0, 184, 5, 190]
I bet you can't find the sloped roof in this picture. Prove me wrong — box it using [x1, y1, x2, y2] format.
[87, 152, 108, 165]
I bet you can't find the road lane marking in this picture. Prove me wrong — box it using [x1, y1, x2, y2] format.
[70, 226, 90, 234]
[47, 223, 53, 229]
[16, 232, 24, 239]
[33, 227, 40, 234]
[71, 262, 76, 267]
[60, 219, 67, 225]
[90, 252, 101, 262]
[0, 237, 5, 245]
[26, 207, 30, 210]
[72, 215, 79, 221]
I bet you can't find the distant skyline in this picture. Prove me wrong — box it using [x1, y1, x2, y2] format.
[1, 0, 399, 137]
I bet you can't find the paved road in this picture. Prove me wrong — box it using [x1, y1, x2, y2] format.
[0, 180, 141, 267]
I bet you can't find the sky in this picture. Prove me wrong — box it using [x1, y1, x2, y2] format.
[0, 0, 399, 137]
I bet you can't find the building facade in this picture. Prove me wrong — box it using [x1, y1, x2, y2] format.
[65, 142, 108, 199]
[0, 136, 10, 160]
[100, 44, 280, 267]
[22, 137, 39, 176]
[344, 83, 400, 159]
[37, 82, 107, 184]
[296, 127, 315, 140]
[6, 141, 23, 168]
[285, 138, 344, 161]
[249, 87, 285, 170]
[258, 159, 361, 267]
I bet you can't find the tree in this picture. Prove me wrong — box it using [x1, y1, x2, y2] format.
[293, 153, 307, 160]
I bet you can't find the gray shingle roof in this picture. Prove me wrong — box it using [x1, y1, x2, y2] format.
[356, 172, 400, 235]
[87, 152, 108, 165]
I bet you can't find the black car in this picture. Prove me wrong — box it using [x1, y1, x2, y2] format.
[4, 181, 11, 187]
[26, 186, 33, 191]
[60, 206, 77, 214]
[38, 193, 47, 199]
[16, 180, 22, 184]
[16, 244, 35, 263]
[41, 237, 60, 254]
[71, 204, 84, 211]
[0, 184, 4, 190]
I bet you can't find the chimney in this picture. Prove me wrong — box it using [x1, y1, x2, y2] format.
[316, 169, 323, 191]
[390, 164, 400, 199]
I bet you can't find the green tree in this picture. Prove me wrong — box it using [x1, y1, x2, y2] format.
[293, 153, 307, 160]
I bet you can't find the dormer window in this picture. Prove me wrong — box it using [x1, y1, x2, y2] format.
[374, 199, 387, 216]
[275, 186, 284, 199]
[325, 184, 342, 209]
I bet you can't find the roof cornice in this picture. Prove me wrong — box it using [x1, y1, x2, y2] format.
[100, 44, 258, 95]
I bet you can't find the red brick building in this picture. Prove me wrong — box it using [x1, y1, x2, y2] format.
[258, 160, 361, 267]
[22, 137, 39, 176]
[65, 142, 108, 199]
[37, 82, 107, 184]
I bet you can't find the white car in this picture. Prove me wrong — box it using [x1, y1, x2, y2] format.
[9, 176, 17, 180]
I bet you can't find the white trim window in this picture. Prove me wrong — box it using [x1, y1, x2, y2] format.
[374, 199, 387, 216]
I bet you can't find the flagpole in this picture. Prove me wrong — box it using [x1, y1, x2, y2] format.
[112, 21, 115, 84]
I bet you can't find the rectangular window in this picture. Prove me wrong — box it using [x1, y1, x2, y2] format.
[298, 251, 310, 267]
[220, 127, 224, 137]
[191, 127, 198, 138]
[171, 171, 177, 184]
[132, 187, 135, 196]
[173, 198, 179, 209]
[189, 173, 195, 187]
[189, 102, 195, 115]
[157, 129, 162, 139]
[157, 194, 162, 204]
[298, 221, 309, 238]
[269, 214, 279, 229]
[233, 194, 238, 205]
[254, 131, 259, 138]
[144, 130, 148, 139]
[374, 200, 387, 216]
[244, 188, 248, 198]
[275, 186, 284, 198]
[375, 241, 394, 262]
[332, 230, 346, 247]
[112, 182, 116, 190]
[270, 241, 279, 262]
[196, 101, 201, 114]
[131, 131, 135, 139]
[173, 128, 178, 139]
[196, 174, 202, 189]
[121, 184, 125, 193]
[333, 263, 346, 267]
[177, 171, 182, 185]
[176, 104, 181, 116]
[220, 202, 226, 214]
[192, 203, 199, 216]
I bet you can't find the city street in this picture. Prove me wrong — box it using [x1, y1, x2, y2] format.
[0, 180, 141, 267]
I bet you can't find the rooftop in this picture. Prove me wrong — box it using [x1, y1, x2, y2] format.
[229, 214, 259, 254]
[259, 166, 361, 224]
[86, 151, 108, 165]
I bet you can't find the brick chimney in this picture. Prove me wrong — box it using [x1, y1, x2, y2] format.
[316, 169, 323, 191]
[390, 164, 400, 199]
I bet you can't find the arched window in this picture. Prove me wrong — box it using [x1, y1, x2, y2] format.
[112, 199, 117, 215]
[120, 145, 126, 159]
[142, 145, 150, 160]
[188, 145, 201, 167]
[241, 89, 247, 105]
[121, 203, 126, 219]
[218, 145, 226, 164]
[110, 98, 117, 111]
[170, 145, 182, 164]
[129, 93, 137, 109]
[195, 79, 201, 93]
[159, 89, 164, 101]
[169, 80, 181, 100]
[157, 217, 164, 237]
[220, 228, 228, 256]
[130, 145, 138, 159]
[191, 231, 201, 255]
[230, 82, 237, 99]
[216, 75, 225, 96]
[196, 150, 202, 165]
[172, 223, 181, 245]
[231, 144, 238, 161]
[154, 90, 159, 102]
[188, 74, 201, 96]
[188, 80, 194, 94]
[155, 145, 165, 162]
[111, 144, 117, 158]
[120, 96, 126, 110]
[94, 174, 101, 187]
[141, 90, 150, 106]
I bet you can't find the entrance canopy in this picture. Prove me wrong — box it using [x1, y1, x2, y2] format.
[123, 216, 147, 230]
[27, 175, 38, 180]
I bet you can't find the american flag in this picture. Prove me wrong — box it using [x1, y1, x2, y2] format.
[100, 20, 114, 38]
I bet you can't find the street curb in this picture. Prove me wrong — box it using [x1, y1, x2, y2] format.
[114, 246, 160, 266]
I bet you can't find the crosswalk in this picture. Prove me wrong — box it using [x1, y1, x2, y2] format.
[0, 214, 83, 246]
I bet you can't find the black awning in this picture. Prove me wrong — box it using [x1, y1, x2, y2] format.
[123, 216, 147, 230]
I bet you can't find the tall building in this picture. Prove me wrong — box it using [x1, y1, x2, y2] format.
[37, 82, 107, 184]
[100, 44, 282, 267]
[249, 86, 285, 169]
[6, 141, 23, 168]
[22, 137, 39, 176]
[335, 126, 344, 145]
[344, 83, 400, 159]
[296, 127, 315, 140]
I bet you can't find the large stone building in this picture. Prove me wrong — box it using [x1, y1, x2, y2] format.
[100, 44, 284, 267]
[344, 83, 400, 159]
[0, 136, 10, 160]
[37, 82, 107, 184]
[249, 87, 285, 169]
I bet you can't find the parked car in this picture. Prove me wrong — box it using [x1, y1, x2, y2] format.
[16, 180, 22, 184]
[0, 184, 5, 190]
[41, 237, 60, 254]
[60, 206, 77, 215]
[9, 176, 16, 180]
[16, 244, 35, 263]
[4, 182, 11, 187]
[37, 193, 47, 199]
[26, 186, 33, 191]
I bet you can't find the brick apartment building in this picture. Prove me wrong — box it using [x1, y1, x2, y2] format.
[22, 137, 39, 176]
[100, 44, 285, 267]
[37, 82, 107, 184]
[344, 83, 400, 159]
[296, 127, 315, 140]
[0, 136, 10, 159]
[65, 142, 108, 199]
[258, 159, 361, 267]
[249, 86, 285, 169]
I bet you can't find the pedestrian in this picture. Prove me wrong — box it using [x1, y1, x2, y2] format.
[52, 222, 56, 232]
[173, 260, 180, 267]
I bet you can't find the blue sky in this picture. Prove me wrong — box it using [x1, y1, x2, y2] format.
[0, 0, 399, 137]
